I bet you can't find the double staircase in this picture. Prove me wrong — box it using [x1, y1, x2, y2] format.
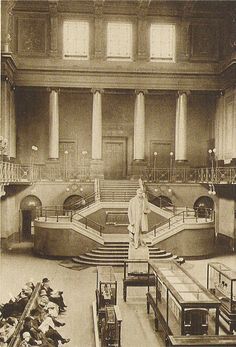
[100, 180, 139, 202]
[72, 241, 176, 266]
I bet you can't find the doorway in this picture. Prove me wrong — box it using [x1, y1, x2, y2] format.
[103, 137, 127, 179]
[20, 195, 42, 241]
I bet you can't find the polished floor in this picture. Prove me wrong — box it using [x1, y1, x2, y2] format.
[0, 247, 236, 347]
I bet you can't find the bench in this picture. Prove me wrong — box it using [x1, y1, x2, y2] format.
[8, 282, 41, 347]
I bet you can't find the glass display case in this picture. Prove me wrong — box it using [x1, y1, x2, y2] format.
[207, 262, 236, 332]
[96, 266, 117, 334]
[101, 305, 122, 347]
[147, 261, 221, 343]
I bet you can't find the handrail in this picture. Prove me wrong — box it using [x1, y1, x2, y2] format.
[72, 211, 104, 236]
[150, 207, 215, 237]
[35, 192, 97, 218]
[36, 206, 104, 236]
[146, 189, 176, 214]
[64, 192, 97, 210]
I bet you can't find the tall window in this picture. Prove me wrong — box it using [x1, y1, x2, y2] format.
[63, 20, 89, 59]
[107, 22, 132, 60]
[150, 24, 175, 62]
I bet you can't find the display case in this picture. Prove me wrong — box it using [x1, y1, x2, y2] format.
[96, 266, 117, 334]
[207, 262, 236, 332]
[147, 261, 221, 344]
[100, 305, 122, 347]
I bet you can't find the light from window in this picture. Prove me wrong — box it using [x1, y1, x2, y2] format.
[63, 21, 89, 59]
[150, 24, 175, 62]
[107, 22, 132, 60]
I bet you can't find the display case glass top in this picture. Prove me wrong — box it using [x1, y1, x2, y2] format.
[149, 261, 219, 305]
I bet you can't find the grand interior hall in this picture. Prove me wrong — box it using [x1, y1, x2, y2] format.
[1, 0, 236, 346]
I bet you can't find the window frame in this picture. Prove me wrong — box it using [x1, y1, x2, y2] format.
[62, 19, 90, 60]
[149, 23, 176, 63]
[106, 21, 133, 61]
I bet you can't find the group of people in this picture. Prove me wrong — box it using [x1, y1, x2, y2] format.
[0, 278, 70, 347]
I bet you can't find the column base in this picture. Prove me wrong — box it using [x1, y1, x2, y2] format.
[131, 160, 147, 179]
[90, 159, 104, 179]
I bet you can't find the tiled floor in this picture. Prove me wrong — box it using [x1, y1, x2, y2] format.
[1, 248, 236, 347]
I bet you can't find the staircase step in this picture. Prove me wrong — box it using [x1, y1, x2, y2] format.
[78, 252, 172, 262]
[92, 249, 165, 255]
[72, 254, 174, 266]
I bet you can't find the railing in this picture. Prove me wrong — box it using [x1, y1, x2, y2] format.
[36, 206, 104, 236]
[151, 207, 215, 237]
[142, 167, 236, 184]
[146, 190, 176, 214]
[64, 192, 97, 211]
[1, 161, 236, 185]
[0, 162, 32, 183]
[34, 164, 91, 182]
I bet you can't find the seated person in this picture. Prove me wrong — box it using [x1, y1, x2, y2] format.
[41, 279, 67, 313]
[0, 317, 18, 346]
[38, 316, 70, 346]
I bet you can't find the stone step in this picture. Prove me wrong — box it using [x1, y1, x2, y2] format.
[92, 249, 165, 255]
[78, 252, 172, 262]
[72, 254, 175, 267]
[89, 250, 167, 257]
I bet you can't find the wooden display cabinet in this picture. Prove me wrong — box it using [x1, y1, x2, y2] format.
[96, 266, 118, 335]
[207, 262, 236, 333]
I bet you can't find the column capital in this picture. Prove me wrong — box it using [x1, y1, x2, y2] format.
[48, 0, 59, 15]
[135, 89, 148, 95]
[91, 88, 104, 94]
[178, 90, 191, 97]
[47, 87, 60, 93]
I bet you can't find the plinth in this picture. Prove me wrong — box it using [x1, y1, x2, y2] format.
[128, 243, 149, 274]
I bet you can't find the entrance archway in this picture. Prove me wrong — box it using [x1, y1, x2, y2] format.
[193, 196, 214, 218]
[20, 195, 42, 241]
[63, 195, 83, 210]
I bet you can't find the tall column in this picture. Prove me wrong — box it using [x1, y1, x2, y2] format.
[175, 91, 188, 162]
[1, 77, 10, 157]
[90, 89, 104, 178]
[9, 86, 16, 158]
[48, 88, 59, 160]
[134, 90, 145, 160]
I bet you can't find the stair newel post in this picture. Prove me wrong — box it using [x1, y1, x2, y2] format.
[182, 212, 185, 223]
[85, 217, 88, 229]
[70, 210, 73, 222]
[168, 218, 170, 229]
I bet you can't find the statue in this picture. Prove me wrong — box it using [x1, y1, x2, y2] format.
[128, 180, 150, 249]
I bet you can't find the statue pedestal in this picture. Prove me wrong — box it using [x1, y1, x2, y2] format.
[128, 243, 149, 274]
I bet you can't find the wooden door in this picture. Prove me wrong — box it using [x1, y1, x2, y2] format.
[103, 138, 127, 179]
[22, 210, 32, 241]
[150, 142, 172, 168]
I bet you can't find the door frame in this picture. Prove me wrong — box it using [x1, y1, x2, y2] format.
[102, 136, 127, 179]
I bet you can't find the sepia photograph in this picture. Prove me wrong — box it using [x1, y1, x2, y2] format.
[1, 0, 236, 346]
